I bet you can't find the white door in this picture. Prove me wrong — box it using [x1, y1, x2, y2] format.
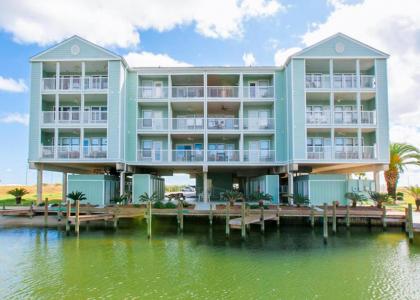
[154, 81, 163, 98]
[249, 82, 257, 98]
[258, 80, 269, 97]
[258, 110, 269, 129]
[249, 141, 259, 161]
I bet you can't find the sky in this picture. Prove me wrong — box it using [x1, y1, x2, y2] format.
[0, 0, 419, 187]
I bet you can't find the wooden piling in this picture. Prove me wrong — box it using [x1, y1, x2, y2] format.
[332, 202, 337, 234]
[382, 206, 387, 230]
[408, 204, 414, 243]
[260, 205, 265, 233]
[75, 200, 80, 235]
[113, 216, 118, 229]
[2, 202, 5, 210]
[65, 200, 71, 234]
[57, 202, 62, 222]
[225, 202, 230, 237]
[147, 200, 152, 239]
[241, 202, 246, 239]
[209, 203, 213, 226]
[405, 208, 409, 232]
[177, 201, 184, 231]
[346, 205, 350, 229]
[276, 205, 281, 227]
[44, 198, 49, 226]
[323, 203, 328, 244]
[310, 205, 315, 228]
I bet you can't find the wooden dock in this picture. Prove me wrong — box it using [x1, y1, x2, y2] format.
[229, 213, 277, 229]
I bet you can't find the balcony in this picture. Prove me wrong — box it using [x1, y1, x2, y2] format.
[307, 146, 332, 160]
[360, 75, 375, 88]
[60, 76, 82, 91]
[172, 86, 204, 98]
[172, 150, 204, 162]
[207, 86, 239, 98]
[137, 149, 168, 162]
[42, 76, 108, 91]
[172, 118, 204, 130]
[137, 118, 168, 131]
[306, 111, 330, 125]
[207, 150, 240, 162]
[84, 76, 108, 90]
[138, 86, 168, 99]
[243, 118, 275, 130]
[243, 86, 274, 99]
[207, 118, 239, 130]
[82, 146, 107, 159]
[41, 111, 108, 124]
[306, 74, 376, 89]
[42, 78, 56, 90]
[306, 74, 331, 89]
[360, 111, 376, 125]
[243, 150, 275, 162]
[306, 110, 376, 125]
[41, 145, 107, 159]
[83, 111, 107, 124]
[333, 111, 358, 125]
[306, 146, 377, 160]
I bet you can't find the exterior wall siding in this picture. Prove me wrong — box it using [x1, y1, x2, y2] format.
[107, 61, 122, 160]
[291, 59, 306, 160]
[29, 62, 42, 161]
[375, 59, 390, 162]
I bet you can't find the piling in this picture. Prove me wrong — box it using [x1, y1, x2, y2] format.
[44, 198, 49, 226]
[241, 202, 246, 239]
[346, 205, 350, 229]
[209, 203, 213, 226]
[405, 208, 409, 232]
[276, 205, 281, 227]
[177, 201, 184, 231]
[260, 205, 265, 233]
[2, 202, 5, 210]
[408, 204, 414, 243]
[65, 200, 71, 234]
[75, 200, 80, 235]
[57, 202, 62, 222]
[310, 205, 315, 228]
[332, 202, 337, 234]
[147, 201, 152, 239]
[323, 203, 328, 244]
[225, 202, 230, 237]
[382, 206, 387, 230]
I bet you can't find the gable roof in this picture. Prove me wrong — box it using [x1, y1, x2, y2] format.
[30, 35, 122, 62]
[286, 33, 389, 65]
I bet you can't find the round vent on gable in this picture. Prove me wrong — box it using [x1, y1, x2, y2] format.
[70, 44, 80, 56]
[335, 42, 345, 54]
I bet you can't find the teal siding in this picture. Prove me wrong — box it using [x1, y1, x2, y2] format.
[108, 61, 123, 160]
[309, 180, 346, 205]
[292, 59, 306, 160]
[29, 62, 42, 161]
[285, 64, 293, 161]
[132, 174, 165, 203]
[67, 175, 118, 206]
[275, 70, 287, 162]
[375, 59, 390, 162]
[266, 175, 279, 204]
[125, 71, 137, 162]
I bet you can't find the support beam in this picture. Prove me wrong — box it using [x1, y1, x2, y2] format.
[37, 167, 43, 204]
[276, 205, 281, 228]
[209, 203, 213, 226]
[260, 205, 265, 233]
[62, 172, 67, 202]
[75, 200, 80, 235]
[382, 206, 387, 230]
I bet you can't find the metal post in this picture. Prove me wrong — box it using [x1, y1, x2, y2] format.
[178, 200, 184, 231]
[225, 202, 230, 237]
[323, 203, 328, 244]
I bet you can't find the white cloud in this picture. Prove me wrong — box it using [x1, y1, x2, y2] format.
[124, 52, 191, 67]
[0, 113, 29, 126]
[242, 52, 256, 66]
[0, 76, 27, 93]
[0, 0, 285, 48]
[274, 47, 301, 66]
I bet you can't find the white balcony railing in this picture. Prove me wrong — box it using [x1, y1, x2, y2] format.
[172, 150, 204, 162]
[307, 146, 332, 160]
[306, 74, 331, 89]
[333, 74, 358, 89]
[243, 118, 275, 130]
[41, 146, 55, 159]
[362, 146, 376, 159]
[207, 118, 240, 130]
[172, 118, 204, 130]
[306, 112, 331, 125]
[42, 78, 56, 90]
[57, 146, 81, 159]
[84, 76, 108, 90]
[83, 146, 107, 159]
[172, 86, 204, 98]
[83, 111, 107, 124]
[58, 111, 81, 123]
[60, 76, 82, 90]
[137, 118, 168, 130]
[334, 146, 360, 159]
[42, 111, 56, 124]
[137, 149, 168, 162]
[41, 111, 107, 124]
[207, 150, 240, 162]
[243, 150, 275, 162]
[243, 86, 274, 98]
[333, 111, 358, 125]
[207, 86, 239, 98]
[138, 86, 168, 99]
[360, 75, 376, 88]
[360, 111, 376, 125]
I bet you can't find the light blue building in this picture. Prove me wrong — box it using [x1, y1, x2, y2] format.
[28, 33, 389, 206]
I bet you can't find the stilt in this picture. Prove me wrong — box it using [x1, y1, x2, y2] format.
[323, 203, 328, 244]
[209, 203, 213, 226]
[147, 200, 152, 239]
[405, 208, 409, 232]
[382, 206, 387, 230]
[65, 200, 71, 234]
[75, 200, 80, 235]
[310, 205, 315, 228]
[44, 198, 49, 226]
[276, 205, 280, 227]
[408, 204, 414, 243]
[225, 202, 230, 237]
[177, 200, 184, 231]
[241, 202, 246, 239]
[346, 205, 350, 229]
[332, 202, 337, 234]
[62, 172, 67, 202]
[113, 216, 118, 229]
[36, 168, 43, 205]
[260, 205, 265, 233]
[57, 202, 62, 222]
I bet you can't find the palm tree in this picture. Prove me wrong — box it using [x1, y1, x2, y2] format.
[66, 191, 87, 204]
[7, 188, 29, 205]
[406, 186, 420, 211]
[345, 192, 366, 208]
[139, 192, 158, 203]
[368, 191, 389, 209]
[385, 143, 420, 200]
[223, 190, 244, 206]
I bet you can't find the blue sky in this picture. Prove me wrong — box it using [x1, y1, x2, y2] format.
[0, 0, 419, 186]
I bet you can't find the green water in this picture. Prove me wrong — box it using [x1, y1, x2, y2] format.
[1, 219, 419, 299]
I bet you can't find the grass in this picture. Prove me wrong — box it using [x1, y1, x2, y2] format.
[0, 184, 62, 206]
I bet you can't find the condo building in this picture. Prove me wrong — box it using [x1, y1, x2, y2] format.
[28, 33, 389, 205]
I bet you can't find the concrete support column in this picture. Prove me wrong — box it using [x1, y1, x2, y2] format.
[62, 172, 67, 202]
[120, 171, 126, 196]
[204, 74, 208, 162]
[203, 168, 208, 203]
[374, 171, 381, 192]
[329, 91, 334, 125]
[81, 93, 85, 124]
[288, 172, 294, 205]
[37, 167, 43, 204]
